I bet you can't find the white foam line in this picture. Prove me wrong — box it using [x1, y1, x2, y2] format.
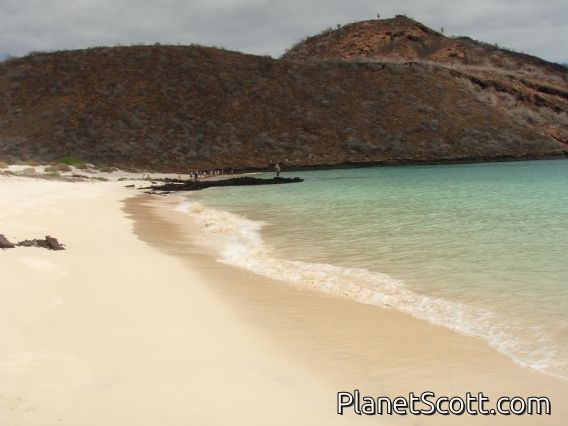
[173, 199, 566, 379]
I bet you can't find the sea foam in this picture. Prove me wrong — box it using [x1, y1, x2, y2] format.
[176, 199, 566, 379]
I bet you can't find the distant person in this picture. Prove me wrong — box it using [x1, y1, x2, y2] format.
[274, 163, 281, 177]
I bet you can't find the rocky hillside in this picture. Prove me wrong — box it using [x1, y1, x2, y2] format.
[284, 16, 568, 152]
[284, 16, 564, 75]
[0, 18, 567, 171]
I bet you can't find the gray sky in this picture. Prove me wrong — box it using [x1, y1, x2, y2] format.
[1, 0, 567, 63]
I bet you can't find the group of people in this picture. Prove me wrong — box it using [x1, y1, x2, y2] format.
[186, 163, 282, 181]
[189, 169, 228, 181]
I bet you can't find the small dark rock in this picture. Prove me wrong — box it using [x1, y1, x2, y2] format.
[46, 236, 65, 250]
[0, 234, 15, 249]
[15, 236, 65, 250]
[16, 239, 46, 248]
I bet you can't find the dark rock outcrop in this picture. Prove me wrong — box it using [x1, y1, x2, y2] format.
[147, 176, 303, 192]
[3, 235, 66, 250]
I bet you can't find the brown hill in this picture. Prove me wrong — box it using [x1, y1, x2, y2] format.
[283, 16, 564, 75]
[283, 16, 568, 153]
[0, 19, 567, 171]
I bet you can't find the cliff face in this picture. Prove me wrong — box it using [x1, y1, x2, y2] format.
[0, 18, 567, 171]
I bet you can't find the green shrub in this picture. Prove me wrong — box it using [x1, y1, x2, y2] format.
[57, 156, 85, 166]
[92, 176, 108, 182]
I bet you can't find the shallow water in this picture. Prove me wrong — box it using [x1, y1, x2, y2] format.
[183, 159, 568, 378]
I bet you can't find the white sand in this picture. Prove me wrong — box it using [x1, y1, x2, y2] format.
[0, 175, 346, 426]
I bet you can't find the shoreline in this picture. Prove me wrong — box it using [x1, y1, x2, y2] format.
[128, 192, 568, 425]
[1, 174, 567, 424]
[158, 180, 568, 381]
[192, 155, 568, 176]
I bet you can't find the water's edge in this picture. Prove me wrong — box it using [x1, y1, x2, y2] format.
[174, 198, 566, 381]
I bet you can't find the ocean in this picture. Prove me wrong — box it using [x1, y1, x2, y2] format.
[179, 159, 568, 379]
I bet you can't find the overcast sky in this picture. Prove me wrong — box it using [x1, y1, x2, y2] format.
[1, 0, 567, 63]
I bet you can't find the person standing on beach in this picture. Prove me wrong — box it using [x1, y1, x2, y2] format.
[274, 163, 281, 177]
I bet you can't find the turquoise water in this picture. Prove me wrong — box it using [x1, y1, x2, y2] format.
[183, 160, 568, 378]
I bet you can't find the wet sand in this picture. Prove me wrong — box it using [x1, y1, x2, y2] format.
[128, 193, 568, 425]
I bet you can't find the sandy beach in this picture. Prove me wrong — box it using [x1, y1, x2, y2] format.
[1, 173, 567, 425]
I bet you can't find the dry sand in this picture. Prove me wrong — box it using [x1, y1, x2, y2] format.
[1, 173, 567, 425]
[0, 175, 344, 426]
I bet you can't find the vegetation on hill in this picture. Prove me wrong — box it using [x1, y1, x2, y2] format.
[0, 17, 567, 171]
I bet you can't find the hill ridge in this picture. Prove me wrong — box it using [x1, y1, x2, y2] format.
[0, 19, 567, 171]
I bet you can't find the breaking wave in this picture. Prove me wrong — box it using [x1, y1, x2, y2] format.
[175, 199, 566, 379]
